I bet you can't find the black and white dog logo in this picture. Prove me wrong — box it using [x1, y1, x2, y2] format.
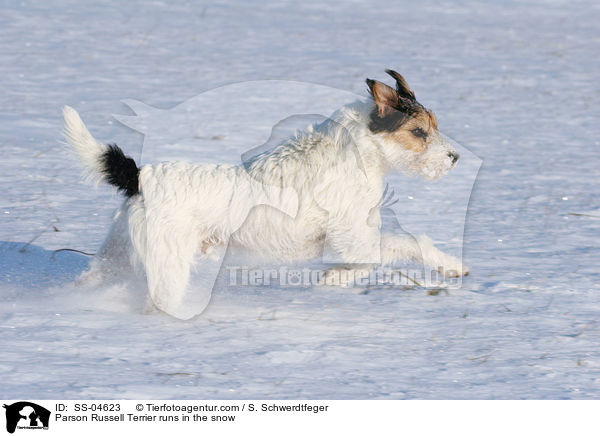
[3, 402, 50, 433]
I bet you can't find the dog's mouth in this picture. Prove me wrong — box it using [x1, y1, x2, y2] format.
[420, 155, 458, 180]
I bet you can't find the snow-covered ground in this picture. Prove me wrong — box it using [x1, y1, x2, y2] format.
[1, 0, 599, 399]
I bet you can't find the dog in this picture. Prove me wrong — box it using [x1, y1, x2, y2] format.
[64, 69, 468, 316]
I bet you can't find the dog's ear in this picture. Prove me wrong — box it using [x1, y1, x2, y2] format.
[385, 69, 416, 101]
[366, 79, 399, 117]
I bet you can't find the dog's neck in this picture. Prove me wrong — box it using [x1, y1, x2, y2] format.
[244, 99, 388, 196]
[315, 99, 387, 190]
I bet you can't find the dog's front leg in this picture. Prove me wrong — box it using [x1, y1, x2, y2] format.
[380, 233, 469, 277]
[319, 220, 382, 287]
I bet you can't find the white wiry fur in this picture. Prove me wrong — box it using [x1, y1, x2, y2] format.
[63, 106, 108, 185]
[64, 98, 467, 317]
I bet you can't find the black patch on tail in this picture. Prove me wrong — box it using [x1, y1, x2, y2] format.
[101, 144, 139, 197]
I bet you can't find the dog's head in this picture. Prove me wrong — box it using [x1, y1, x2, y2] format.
[366, 69, 459, 180]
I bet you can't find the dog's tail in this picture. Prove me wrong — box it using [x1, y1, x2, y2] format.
[63, 106, 139, 197]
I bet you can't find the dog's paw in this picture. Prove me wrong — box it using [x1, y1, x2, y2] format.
[74, 268, 102, 287]
[143, 297, 160, 315]
[440, 263, 469, 278]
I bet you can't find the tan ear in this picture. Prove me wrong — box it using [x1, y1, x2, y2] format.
[385, 69, 415, 101]
[366, 79, 398, 117]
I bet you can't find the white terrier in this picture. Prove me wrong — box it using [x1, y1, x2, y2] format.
[64, 69, 468, 316]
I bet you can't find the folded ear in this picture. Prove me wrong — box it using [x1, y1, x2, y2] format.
[366, 78, 398, 117]
[385, 69, 415, 101]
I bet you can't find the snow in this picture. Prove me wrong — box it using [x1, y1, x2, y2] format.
[1, 0, 600, 399]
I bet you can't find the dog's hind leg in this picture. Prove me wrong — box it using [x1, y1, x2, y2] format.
[76, 201, 133, 286]
[141, 217, 204, 319]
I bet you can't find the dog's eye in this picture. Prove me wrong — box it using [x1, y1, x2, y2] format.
[411, 128, 428, 139]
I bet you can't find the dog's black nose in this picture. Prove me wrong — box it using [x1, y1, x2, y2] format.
[447, 151, 459, 164]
